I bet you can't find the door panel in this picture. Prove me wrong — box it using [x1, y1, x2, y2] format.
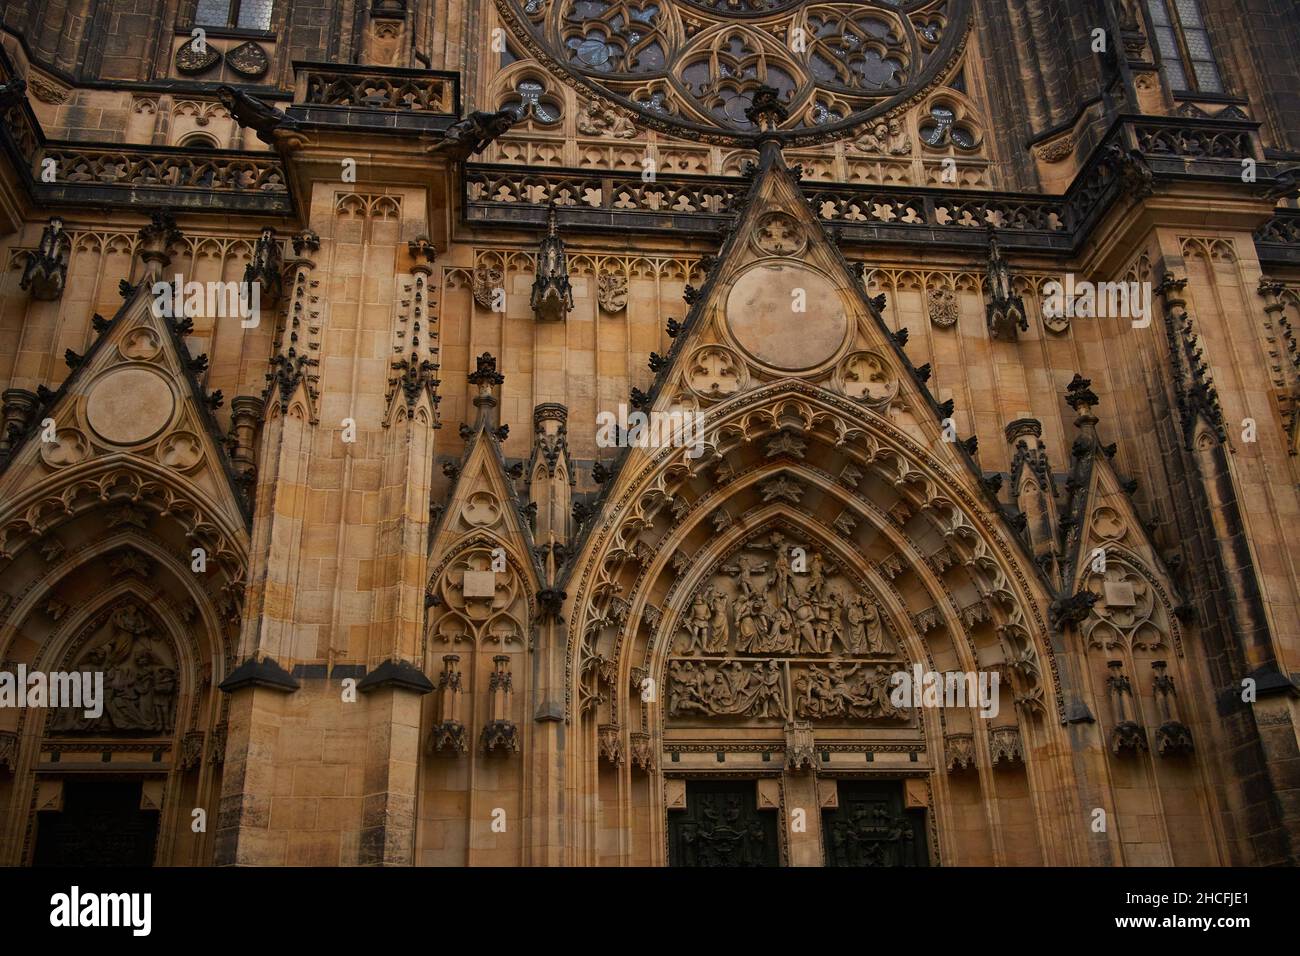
[33, 780, 160, 867]
[668, 779, 779, 867]
[822, 779, 928, 867]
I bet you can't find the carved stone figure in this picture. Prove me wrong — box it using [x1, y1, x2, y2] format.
[706, 589, 730, 653]
[676, 531, 896, 662]
[679, 591, 712, 654]
[927, 287, 959, 328]
[243, 226, 284, 306]
[429, 107, 518, 161]
[666, 659, 786, 719]
[217, 85, 303, 147]
[49, 603, 178, 735]
[21, 217, 70, 301]
[793, 662, 907, 722]
[472, 265, 504, 309]
[597, 273, 629, 312]
[577, 98, 637, 139]
[850, 117, 912, 155]
[845, 595, 888, 654]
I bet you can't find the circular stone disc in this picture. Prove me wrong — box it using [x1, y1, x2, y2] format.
[726, 263, 848, 371]
[85, 366, 176, 445]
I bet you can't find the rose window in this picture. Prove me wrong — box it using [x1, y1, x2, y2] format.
[498, 0, 970, 144]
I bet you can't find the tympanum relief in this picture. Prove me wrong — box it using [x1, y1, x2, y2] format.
[49, 603, 179, 735]
[666, 531, 910, 724]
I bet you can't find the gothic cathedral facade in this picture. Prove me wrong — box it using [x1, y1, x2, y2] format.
[0, 0, 1297, 867]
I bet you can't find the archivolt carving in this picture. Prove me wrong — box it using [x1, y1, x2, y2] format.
[566, 379, 1058, 723]
[0, 462, 246, 574]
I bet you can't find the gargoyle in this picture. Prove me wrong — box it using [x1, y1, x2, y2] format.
[217, 85, 305, 148]
[428, 107, 518, 161]
[1100, 143, 1154, 199]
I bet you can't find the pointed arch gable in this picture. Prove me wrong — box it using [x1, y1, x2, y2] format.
[1, 528, 236, 678]
[564, 378, 1060, 724]
[0, 454, 249, 573]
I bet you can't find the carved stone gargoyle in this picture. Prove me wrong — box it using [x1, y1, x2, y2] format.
[1100, 142, 1154, 200]
[426, 107, 518, 162]
[217, 85, 306, 148]
[21, 217, 70, 301]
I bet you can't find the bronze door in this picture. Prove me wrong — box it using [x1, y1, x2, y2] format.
[668, 779, 780, 867]
[822, 780, 928, 867]
[32, 780, 160, 867]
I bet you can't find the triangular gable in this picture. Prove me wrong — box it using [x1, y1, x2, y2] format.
[0, 283, 251, 533]
[561, 140, 1030, 586]
[429, 426, 544, 586]
[1060, 415, 1182, 609]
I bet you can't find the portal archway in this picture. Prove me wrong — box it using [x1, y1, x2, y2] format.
[0, 461, 243, 866]
[563, 379, 1078, 865]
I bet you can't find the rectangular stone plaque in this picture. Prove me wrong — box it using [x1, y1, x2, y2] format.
[1103, 581, 1136, 607]
[462, 570, 497, 598]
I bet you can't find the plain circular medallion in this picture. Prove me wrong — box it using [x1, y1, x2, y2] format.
[726, 263, 848, 371]
[85, 366, 176, 445]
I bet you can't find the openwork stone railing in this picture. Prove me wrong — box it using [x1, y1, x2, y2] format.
[1133, 122, 1254, 161]
[466, 164, 1076, 249]
[298, 63, 456, 112]
[1256, 210, 1300, 266]
[467, 115, 1276, 252]
[468, 167, 740, 214]
[0, 47, 291, 213]
[34, 144, 292, 213]
[40, 145, 287, 191]
[807, 187, 1068, 233]
[291, 61, 458, 132]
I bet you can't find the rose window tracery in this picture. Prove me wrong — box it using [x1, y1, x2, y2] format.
[499, 0, 970, 144]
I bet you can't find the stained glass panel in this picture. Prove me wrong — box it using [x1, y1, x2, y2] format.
[237, 0, 274, 31]
[194, 0, 230, 27]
